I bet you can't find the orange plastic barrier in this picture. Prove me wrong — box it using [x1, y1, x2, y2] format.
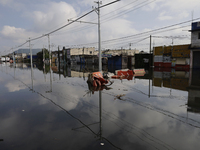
[117, 70, 134, 76]
[133, 69, 145, 74]
[92, 72, 108, 87]
[111, 70, 134, 80]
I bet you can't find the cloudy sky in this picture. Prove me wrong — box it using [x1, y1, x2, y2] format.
[0, 0, 200, 55]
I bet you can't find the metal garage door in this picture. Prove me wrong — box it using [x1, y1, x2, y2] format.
[193, 51, 200, 68]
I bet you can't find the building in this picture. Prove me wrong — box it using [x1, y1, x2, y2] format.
[104, 49, 139, 69]
[154, 44, 190, 70]
[190, 22, 200, 68]
[135, 53, 153, 69]
[102, 49, 139, 56]
[54, 47, 139, 67]
[63, 47, 96, 65]
[187, 68, 200, 113]
[15, 53, 27, 60]
[153, 22, 200, 69]
[52, 51, 59, 63]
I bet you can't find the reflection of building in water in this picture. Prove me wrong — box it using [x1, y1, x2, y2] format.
[153, 67, 200, 114]
[71, 71, 89, 78]
[187, 69, 200, 113]
[10, 63, 30, 69]
[51, 63, 103, 78]
[189, 22, 200, 69]
[153, 68, 189, 91]
[16, 63, 28, 69]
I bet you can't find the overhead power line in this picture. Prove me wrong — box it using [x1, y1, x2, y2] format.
[46, 10, 95, 35]
[52, 0, 154, 36]
[66, 24, 191, 48]
[3, 0, 156, 52]
[102, 0, 156, 24]
[101, 18, 199, 43]
[152, 35, 190, 39]
[45, 0, 120, 36]
[2, 0, 120, 55]
[28, 9, 97, 43]
[2, 1, 199, 55]
[29, 1, 121, 42]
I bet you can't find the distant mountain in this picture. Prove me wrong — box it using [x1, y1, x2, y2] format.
[14, 48, 42, 55]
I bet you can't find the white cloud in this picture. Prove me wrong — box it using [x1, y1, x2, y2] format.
[28, 1, 77, 33]
[156, 0, 199, 20]
[0, 0, 24, 11]
[158, 11, 173, 21]
[1, 26, 25, 36]
[0, 0, 200, 52]
[5, 81, 26, 92]
[102, 18, 137, 40]
[142, 0, 163, 12]
[177, 11, 189, 19]
[0, 0, 12, 6]
[4, 71, 32, 92]
[1, 26, 36, 43]
[161, 0, 199, 11]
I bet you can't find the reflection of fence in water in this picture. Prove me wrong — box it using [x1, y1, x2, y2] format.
[103, 87, 200, 130]
[2, 65, 193, 150]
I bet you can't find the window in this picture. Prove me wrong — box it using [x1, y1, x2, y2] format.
[90, 51, 92, 54]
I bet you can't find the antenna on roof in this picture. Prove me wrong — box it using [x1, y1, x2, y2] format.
[192, 11, 194, 23]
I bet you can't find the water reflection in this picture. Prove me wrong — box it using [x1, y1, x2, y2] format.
[1, 63, 200, 149]
[2, 63, 200, 115]
[152, 68, 200, 114]
[0, 63, 122, 149]
[3, 62, 200, 115]
[188, 69, 200, 113]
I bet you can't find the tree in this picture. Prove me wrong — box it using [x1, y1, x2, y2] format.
[37, 48, 49, 62]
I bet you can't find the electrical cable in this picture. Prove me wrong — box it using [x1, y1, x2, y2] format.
[52, 0, 153, 36]
[2, 0, 199, 55]
[101, 0, 156, 24]
[66, 25, 190, 48]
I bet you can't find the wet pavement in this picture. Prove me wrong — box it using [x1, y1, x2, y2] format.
[0, 63, 200, 150]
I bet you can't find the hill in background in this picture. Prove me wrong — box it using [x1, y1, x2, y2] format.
[14, 49, 42, 55]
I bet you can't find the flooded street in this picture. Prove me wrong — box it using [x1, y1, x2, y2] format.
[1, 63, 200, 150]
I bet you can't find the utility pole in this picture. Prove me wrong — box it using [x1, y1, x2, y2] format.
[63, 48, 66, 63]
[149, 35, 151, 68]
[48, 34, 51, 64]
[29, 38, 34, 92]
[29, 38, 33, 69]
[95, 1, 102, 72]
[46, 34, 52, 93]
[94, 0, 120, 71]
[99, 90, 103, 146]
[16, 49, 18, 63]
[67, 0, 120, 71]
[12, 47, 15, 64]
[43, 45, 45, 63]
[58, 46, 61, 80]
[148, 35, 152, 98]
[13, 52, 15, 64]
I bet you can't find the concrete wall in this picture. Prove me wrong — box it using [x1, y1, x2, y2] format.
[70, 47, 95, 56]
[103, 49, 139, 56]
[176, 58, 187, 65]
[191, 31, 200, 48]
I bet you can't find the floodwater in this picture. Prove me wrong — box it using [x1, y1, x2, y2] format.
[0, 62, 200, 150]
